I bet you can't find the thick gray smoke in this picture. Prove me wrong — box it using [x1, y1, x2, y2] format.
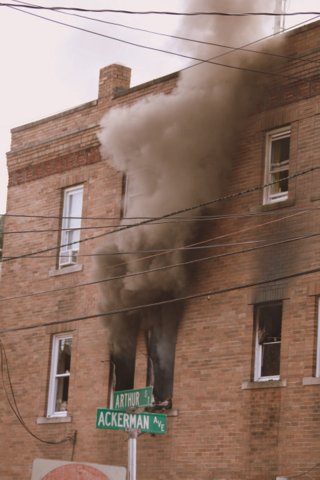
[96, 0, 284, 400]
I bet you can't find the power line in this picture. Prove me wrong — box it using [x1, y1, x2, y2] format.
[0, 338, 76, 445]
[1, 227, 318, 304]
[22, 3, 320, 70]
[1, 165, 319, 263]
[2, 4, 320, 16]
[4, 208, 320, 234]
[6, 5, 293, 80]
[4, 207, 320, 222]
[10, 0, 320, 83]
[1, 263, 319, 335]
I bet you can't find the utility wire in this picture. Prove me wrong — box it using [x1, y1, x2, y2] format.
[2, 4, 320, 16]
[0, 339, 76, 444]
[11, 0, 320, 71]
[3, 206, 320, 222]
[8, 0, 320, 92]
[55, 9, 320, 70]
[1, 165, 319, 263]
[1, 263, 320, 335]
[6, 5, 293, 80]
[1, 227, 318, 304]
[4, 208, 320, 235]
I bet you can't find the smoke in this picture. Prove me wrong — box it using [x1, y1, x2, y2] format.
[96, 0, 285, 397]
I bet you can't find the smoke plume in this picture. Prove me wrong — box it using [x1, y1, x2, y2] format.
[96, 0, 285, 400]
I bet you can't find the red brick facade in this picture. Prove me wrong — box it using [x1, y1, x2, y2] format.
[1, 21, 320, 480]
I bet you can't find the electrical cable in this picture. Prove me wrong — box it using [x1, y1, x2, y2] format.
[1, 165, 318, 263]
[0, 338, 76, 445]
[6, 5, 294, 80]
[1, 227, 318, 305]
[12, 0, 320, 71]
[1, 262, 320, 335]
[3, 206, 320, 222]
[2, 4, 320, 16]
[8, 0, 320, 85]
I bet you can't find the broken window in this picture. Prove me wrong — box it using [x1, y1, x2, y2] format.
[254, 303, 282, 381]
[263, 127, 290, 205]
[59, 185, 83, 267]
[47, 334, 72, 417]
[110, 304, 181, 410]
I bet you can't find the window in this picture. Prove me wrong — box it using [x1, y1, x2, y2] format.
[263, 127, 290, 205]
[121, 167, 156, 219]
[254, 303, 282, 381]
[47, 334, 72, 417]
[316, 298, 320, 377]
[59, 185, 83, 267]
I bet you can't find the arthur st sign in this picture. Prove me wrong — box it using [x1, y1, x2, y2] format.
[113, 386, 153, 410]
[96, 408, 167, 435]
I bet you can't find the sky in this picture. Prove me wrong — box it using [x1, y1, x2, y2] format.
[0, 0, 319, 214]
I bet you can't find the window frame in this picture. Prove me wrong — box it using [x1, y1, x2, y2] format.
[59, 184, 84, 268]
[263, 127, 291, 205]
[47, 333, 72, 418]
[254, 302, 282, 382]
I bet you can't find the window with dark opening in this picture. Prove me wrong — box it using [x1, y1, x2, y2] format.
[254, 303, 282, 381]
[110, 304, 181, 410]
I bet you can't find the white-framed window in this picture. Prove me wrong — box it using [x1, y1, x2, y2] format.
[263, 127, 290, 205]
[254, 302, 282, 381]
[59, 185, 83, 267]
[316, 298, 320, 377]
[47, 334, 72, 417]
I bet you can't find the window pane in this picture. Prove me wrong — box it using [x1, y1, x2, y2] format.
[57, 338, 72, 374]
[270, 169, 289, 195]
[67, 190, 83, 229]
[256, 303, 282, 379]
[258, 304, 282, 342]
[271, 137, 290, 167]
[59, 186, 83, 266]
[261, 342, 281, 377]
[55, 376, 70, 412]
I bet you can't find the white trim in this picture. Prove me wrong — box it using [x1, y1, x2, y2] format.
[59, 185, 83, 268]
[254, 303, 282, 382]
[47, 333, 72, 418]
[263, 126, 291, 205]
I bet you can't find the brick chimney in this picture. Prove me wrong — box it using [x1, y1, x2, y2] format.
[98, 64, 131, 102]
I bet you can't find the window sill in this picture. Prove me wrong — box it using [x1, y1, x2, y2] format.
[49, 264, 83, 276]
[241, 379, 287, 390]
[302, 377, 320, 386]
[261, 198, 294, 211]
[37, 415, 72, 424]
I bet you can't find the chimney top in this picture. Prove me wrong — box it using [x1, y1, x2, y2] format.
[98, 64, 131, 102]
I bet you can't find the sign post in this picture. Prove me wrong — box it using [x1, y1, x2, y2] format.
[96, 387, 167, 480]
[128, 429, 137, 480]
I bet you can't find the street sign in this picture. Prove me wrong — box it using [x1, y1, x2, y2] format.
[96, 408, 167, 435]
[113, 386, 153, 410]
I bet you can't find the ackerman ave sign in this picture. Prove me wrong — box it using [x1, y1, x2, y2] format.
[96, 408, 167, 435]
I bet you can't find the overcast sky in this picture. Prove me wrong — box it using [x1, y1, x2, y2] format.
[0, 0, 319, 214]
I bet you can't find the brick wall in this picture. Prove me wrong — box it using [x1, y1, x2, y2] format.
[1, 22, 320, 480]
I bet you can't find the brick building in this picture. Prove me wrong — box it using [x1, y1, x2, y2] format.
[1, 18, 320, 480]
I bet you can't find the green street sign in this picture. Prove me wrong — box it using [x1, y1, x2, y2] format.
[96, 408, 167, 435]
[113, 386, 153, 410]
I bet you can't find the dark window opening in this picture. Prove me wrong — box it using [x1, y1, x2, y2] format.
[110, 304, 182, 410]
[255, 302, 282, 380]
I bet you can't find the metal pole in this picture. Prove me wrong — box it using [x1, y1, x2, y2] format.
[128, 429, 138, 480]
